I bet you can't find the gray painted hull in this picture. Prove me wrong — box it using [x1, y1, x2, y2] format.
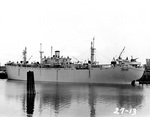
[6, 65, 144, 84]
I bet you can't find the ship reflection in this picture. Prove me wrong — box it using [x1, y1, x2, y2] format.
[38, 83, 72, 114]
[5, 80, 144, 117]
[88, 85, 96, 117]
[37, 83, 144, 117]
[88, 84, 144, 116]
[117, 87, 143, 109]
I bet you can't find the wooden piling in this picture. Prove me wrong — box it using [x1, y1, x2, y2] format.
[27, 71, 36, 95]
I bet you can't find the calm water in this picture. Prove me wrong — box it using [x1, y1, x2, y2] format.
[0, 79, 150, 117]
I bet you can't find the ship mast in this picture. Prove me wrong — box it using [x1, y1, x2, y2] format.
[23, 47, 27, 64]
[51, 46, 53, 58]
[91, 37, 95, 66]
[39, 43, 44, 64]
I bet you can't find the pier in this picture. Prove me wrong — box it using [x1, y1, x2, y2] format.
[136, 59, 150, 85]
[0, 66, 7, 79]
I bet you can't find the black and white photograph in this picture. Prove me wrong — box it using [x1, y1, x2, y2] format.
[0, 0, 150, 117]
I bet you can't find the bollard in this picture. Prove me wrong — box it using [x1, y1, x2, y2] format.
[27, 71, 36, 95]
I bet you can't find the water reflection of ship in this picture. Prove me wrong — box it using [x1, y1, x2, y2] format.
[37, 83, 72, 114]
[37, 83, 144, 117]
[4, 80, 35, 117]
[88, 84, 96, 117]
[116, 86, 144, 109]
[88, 85, 143, 116]
[97, 85, 143, 109]
[5, 80, 144, 117]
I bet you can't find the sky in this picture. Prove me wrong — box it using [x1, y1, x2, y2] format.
[0, 0, 150, 65]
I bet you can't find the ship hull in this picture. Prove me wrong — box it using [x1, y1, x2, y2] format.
[5, 65, 144, 84]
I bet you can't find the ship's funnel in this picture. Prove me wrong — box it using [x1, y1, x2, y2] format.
[55, 51, 60, 58]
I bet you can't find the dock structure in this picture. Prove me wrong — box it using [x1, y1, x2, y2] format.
[0, 66, 7, 79]
[27, 71, 36, 95]
[136, 59, 150, 84]
[0, 66, 6, 71]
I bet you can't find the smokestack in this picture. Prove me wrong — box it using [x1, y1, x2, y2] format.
[55, 51, 60, 58]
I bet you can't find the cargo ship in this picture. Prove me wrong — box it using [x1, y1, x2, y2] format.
[5, 39, 144, 84]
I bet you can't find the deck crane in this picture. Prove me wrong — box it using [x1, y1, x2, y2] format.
[72, 56, 82, 63]
[28, 55, 33, 61]
[118, 47, 125, 59]
[115, 47, 125, 63]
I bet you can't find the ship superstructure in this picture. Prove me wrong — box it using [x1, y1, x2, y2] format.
[5, 38, 144, 84]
